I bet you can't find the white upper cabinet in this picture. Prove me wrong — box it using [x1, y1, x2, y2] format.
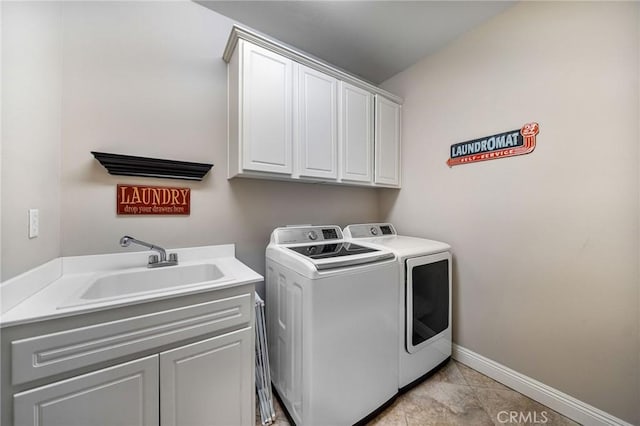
[225, 26, 402, 188]
[375, 95, 402, 187]
[339, 82, 373, 183]
[231, 40, 293, 176]
[296, 65, 338, 180]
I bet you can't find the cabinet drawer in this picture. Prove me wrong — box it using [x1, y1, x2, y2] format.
[12, 293, 252, 385]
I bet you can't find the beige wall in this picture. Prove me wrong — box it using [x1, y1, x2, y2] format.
[1, 0, 3, 280]
[380, 2, 639, 423]
[0, 1, 379, 288]
[1, 2, 63, 280]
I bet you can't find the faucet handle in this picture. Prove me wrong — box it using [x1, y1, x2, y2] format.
[169, 253, 178, 263]
[148, 254, 159, 265]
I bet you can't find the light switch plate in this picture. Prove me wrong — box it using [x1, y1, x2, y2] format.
[29, 209, 39, 239]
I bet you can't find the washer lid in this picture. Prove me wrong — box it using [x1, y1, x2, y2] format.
[270, 225, 395, 269]
[286, 242, 394, 270]
[287, 242, 376, 259]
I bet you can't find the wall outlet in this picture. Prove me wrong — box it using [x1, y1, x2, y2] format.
[29, 209, 39, 239]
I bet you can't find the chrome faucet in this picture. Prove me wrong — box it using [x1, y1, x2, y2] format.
[119, 235, 178, 268]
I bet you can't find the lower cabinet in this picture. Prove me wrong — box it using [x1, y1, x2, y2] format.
[13, 328, 253, 426]
[160, 328, 253, 426]
[14, 356, 159, 426]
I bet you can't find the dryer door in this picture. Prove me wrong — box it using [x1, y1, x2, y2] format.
[406, 252, 451, 354]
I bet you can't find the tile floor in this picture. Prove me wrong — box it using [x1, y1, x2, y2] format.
[256, 360, 579, 426]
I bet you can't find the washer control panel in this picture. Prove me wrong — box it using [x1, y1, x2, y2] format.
[273, 225, 343, 244]
[321, 228, 338, 240]
[380, 225, 393, 235]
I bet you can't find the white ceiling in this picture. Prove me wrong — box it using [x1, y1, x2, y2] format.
[196, 1, 514, 84]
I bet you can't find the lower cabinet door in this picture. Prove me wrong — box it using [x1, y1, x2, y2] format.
[160, 327, 253, 426]
[13, 355, 159, 426]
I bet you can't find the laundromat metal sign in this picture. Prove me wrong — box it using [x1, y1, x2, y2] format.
[447, 122, 539, 167]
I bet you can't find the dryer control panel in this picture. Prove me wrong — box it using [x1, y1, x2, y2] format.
[343, 223, 397, 239]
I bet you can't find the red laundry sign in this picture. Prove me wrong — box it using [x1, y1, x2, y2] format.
[447, 122, 539, 167]
[117, 184, 190, 215]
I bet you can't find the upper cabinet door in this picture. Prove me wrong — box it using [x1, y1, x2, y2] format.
[241, 41, 293, 174]
[339, 82, 373, 183]
[296, 65, 338, 179]
[375, 96, 402, 187]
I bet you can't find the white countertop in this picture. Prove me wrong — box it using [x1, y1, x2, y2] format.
[0, 244, 263, 328]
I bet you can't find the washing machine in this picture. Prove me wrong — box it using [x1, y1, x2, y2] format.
[343, 223, 452, 390]
[265, 225, 399, 425]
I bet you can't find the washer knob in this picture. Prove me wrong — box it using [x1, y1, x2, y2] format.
[307, 231, 318, 241]
[370, 227, 378, 236]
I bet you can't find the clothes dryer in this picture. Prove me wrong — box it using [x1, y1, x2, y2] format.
[343, 223, 452, 389]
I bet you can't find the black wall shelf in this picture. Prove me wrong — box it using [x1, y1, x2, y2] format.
[91, 151, 213, 181]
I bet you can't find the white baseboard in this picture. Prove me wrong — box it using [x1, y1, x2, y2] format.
[452, 344, 633, 426]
